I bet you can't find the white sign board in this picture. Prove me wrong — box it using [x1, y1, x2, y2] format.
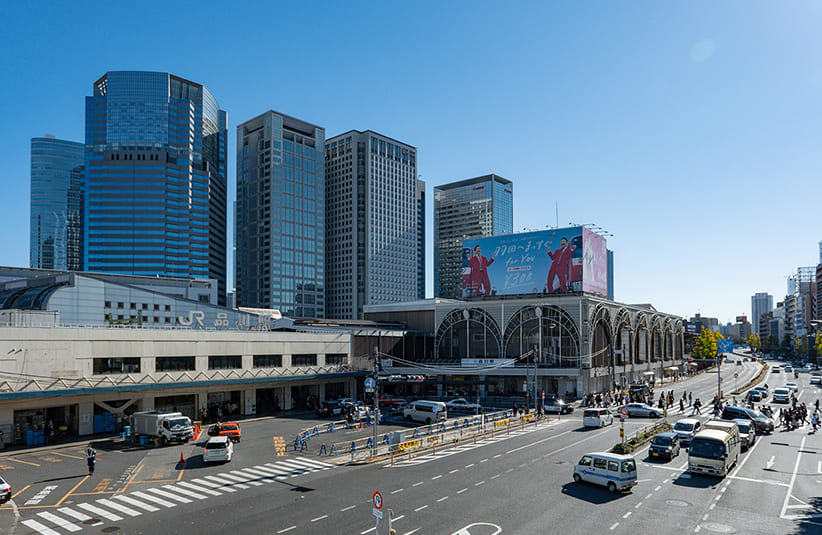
[461, 358, 515, 368]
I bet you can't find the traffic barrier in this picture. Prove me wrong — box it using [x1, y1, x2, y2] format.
[366, 437, 373, 449]
[319, 444, 327, 455]
[311, 426, 319, 437]
[330, 444, 338, 456]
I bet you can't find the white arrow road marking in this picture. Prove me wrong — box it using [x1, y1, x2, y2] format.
[766, 456, 775, 469]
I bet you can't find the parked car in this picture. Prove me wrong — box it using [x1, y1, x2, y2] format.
[618, 403, 662, 418]
[203, 436, 233, 463]
[445, 398, 482, 413]
[379, 394, 406, 407]
[315, 401, 344, 418]
[208, 421, 242, 443]
[673, 418, 701, 447]
[544, 398, 575, 414]
[649, 432, 681, 461]
[810, 374, 821, 385]
[0, 475, 10, 504]
[785, 382, 798, 391]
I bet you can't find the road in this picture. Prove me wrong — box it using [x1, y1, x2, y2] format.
[3, 353, 821, 534]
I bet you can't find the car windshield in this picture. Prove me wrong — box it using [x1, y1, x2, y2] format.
[222, 425, 237, 431]
[689, 438, 725, 459]
[167, 418, 189, 429]
[736, 422, 751, 433]
[674, 422, 694, 432]
[653, 435, 672, 446]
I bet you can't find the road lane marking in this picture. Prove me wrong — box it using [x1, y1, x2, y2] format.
[635, 502, 642, 508]
[21, 519, 60, 535]
[192, 477, 237, 492]
[361, 527, 376, 534]
[394, 515, 405, 521]
[277, 527, 296, 534]
[457, 488, 467, 494]
[414, 505, 428, 512]
[97, 498, 141, 517]
[37, 511, 81, 532]
[781, 435, 807, 518]
[475, 481, 485, 486]
[58, 507, 101, 526]
[391, 489, 404, 494]
[144, 487, 192, 504]
[177, 481, 222, 496]
[437, 496, 449, 502]
[709, 504, 716, 510]
[610, 523, 619, 530]
[341, 505, 356, 511]
[431, 475, 442, 480]
[76, 502, 123, 521]
[703, 514, 708, 521]
[111, 495, 159, 512]
[162, 485, 208, 500]
[480, 459, 489, 463]
[491, 474, 500, 479]
[623, 512, 631, 519]
[465, 464, 474, 468]
[8, 457, 40, 466]
[412, 482, 423, 487]
[311, 515, 328, 522]
[402, 529, 421, 535]
[130, 491, 176, 508]
[449, 469, 459, 474]
[53, 452, 84, 460]
[646, 493, 653, 499]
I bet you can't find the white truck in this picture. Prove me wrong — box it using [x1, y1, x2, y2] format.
[131, 411, 194, 446]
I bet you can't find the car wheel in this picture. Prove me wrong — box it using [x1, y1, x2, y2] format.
[608, 482, 618, 493]
[405, 415, 412, 422]
[425, 417, 432, 425]
[573, 473, 582, 484]
[161, 436, 168, 447]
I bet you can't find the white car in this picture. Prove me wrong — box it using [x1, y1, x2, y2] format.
[203, 436, 233, 463]
[810, 375, 821, 385]
[785, 382, 798, 391]
[445, 398, 482, 413]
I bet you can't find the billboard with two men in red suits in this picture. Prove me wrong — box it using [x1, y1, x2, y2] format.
[461, 226, 608, 298]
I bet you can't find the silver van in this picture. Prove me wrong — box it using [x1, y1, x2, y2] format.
[403, 400, 447, 424]
[573, 452, 637, 492]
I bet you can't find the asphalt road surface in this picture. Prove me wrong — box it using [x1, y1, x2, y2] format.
[3, 353, 821, 535]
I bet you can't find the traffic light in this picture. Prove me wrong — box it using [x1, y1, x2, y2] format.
[408, 375, 424, 382]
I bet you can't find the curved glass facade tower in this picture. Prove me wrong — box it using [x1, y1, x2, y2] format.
[84, 72, 227, 304]
[30, 136, 85, 270]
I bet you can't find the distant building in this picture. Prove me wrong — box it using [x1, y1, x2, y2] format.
[235, 111, 326, 317]
[434, 175, 513, 299]
[751, 292, 773, 336]
[324, 131, 423, 319]
[84, 71, 228, 304]
[30, 136, 85, 271]
[606, 249, 614, 300]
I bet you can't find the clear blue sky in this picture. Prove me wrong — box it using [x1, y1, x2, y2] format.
[2, 1, 820, 324]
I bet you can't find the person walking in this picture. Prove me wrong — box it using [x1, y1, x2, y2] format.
[86, 443, 97, 476]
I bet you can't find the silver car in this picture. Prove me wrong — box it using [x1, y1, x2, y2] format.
[619, 403, 662, 418]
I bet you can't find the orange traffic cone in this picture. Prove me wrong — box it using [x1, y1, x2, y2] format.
[179, 451, 185, 463]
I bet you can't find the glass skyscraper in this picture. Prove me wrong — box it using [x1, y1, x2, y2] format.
[325, 131, 423, 319]
[235, 111, 325, 318]
[434, 174, 513, 299]
[30, 136, 85, 271]
[84, 72, 228, 304]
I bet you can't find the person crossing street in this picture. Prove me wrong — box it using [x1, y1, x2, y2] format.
[86, 443, 97, 476]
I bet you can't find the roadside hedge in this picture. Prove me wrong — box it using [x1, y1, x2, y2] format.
[610, 421, 672, 454]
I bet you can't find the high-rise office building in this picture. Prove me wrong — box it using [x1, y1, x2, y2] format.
[325, 131, 423, 319]
[84, 71, 228, 304]
[235, 111, 325, 317]
[751, 292, 773, 336]
[30, 136, 85, 270]
[434, 175, 513, 299]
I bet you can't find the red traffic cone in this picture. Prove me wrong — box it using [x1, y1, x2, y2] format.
[179, 451, 185, 463]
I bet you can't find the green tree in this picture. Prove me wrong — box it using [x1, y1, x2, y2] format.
[747, 333, 761, 352]
[815, 331, 822, 356]
[692, 328, 719, 359]
[796, 336, 808, 357]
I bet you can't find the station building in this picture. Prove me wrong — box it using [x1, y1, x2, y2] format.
[365, 294, 685, 401]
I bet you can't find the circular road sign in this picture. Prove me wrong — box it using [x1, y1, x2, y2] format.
[719, 377, 724, 383]
[373, 491, 383, 510]
[734, 373, 739, 378]
[364, 377, 376, 389]
[619, 406, 629, 416]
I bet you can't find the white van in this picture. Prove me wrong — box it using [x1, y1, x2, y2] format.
[573, 452, 637, 492]
[688, 428, 740, 477]
[403, 401, 447, 424]
[583, 408, 614, 428]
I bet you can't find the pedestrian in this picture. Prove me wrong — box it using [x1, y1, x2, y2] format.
[688, 392, 693, 406]
[680, 399, 684, 413]
[86, 443, 97, 476]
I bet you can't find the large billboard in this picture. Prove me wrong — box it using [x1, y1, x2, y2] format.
[461, 226, 608, 298]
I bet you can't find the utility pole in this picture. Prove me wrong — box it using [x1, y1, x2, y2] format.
[373, 346, 379, 458]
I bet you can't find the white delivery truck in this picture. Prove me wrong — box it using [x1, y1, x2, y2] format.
[132, 411, 194, 446]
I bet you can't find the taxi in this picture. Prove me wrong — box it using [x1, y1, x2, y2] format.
[208, 421, 242, 443]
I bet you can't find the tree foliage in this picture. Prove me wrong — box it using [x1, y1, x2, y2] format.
[692, 328, 721, 359]
[747, 333, 761, 351]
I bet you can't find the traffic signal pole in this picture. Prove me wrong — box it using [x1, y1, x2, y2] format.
[373, 346, 379, 458]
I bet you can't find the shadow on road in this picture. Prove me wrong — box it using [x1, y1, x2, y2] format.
[671, 471, 720, 489]
[560, 482, 630, 504]
[34, 474, 87, 484]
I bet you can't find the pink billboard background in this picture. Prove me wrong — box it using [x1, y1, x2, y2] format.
[582, 227, 608, 296]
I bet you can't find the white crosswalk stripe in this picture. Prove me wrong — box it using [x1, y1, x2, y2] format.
[288, 458, 332, 470]
[237, 468, 276, 481]
[192, 477, 237, 492]
[36, 511, 81, 532]
[111, 494, 160, 512]
[296, 457, 335, 469]
[144, 487, 192, 504]
[131, 491, 177, 508]
[176, 481, 222, 496]
[203, 474, 250, 489]
[225, 471, 264, 485]
[248, 465, 286, 477]
[76, 502, 123, 522]
[262, 463, 293, 475]
[21, 519, 61, 535]
[97, 498, 141, 517]
[162, 484, 208, 500]
[57, 507, 102, 526]
[274, 460, 310, 474]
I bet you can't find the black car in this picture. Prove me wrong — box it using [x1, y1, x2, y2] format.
[544, 398, 574, 414]
[649, 432, 680, 461]
[721, 406, 774, 434]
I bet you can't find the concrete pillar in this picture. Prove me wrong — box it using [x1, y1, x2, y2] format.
[78, 401, 94, 437]
[244, 388, 255, 416]
[284, 388, 293, 411]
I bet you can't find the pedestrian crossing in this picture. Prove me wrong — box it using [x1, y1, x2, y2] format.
[19, 457, 335, 535]
[385, 420, 560, 467]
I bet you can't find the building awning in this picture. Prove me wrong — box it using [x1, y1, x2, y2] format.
[665, 366, 679, 372]
[642, 371, 656, 376]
